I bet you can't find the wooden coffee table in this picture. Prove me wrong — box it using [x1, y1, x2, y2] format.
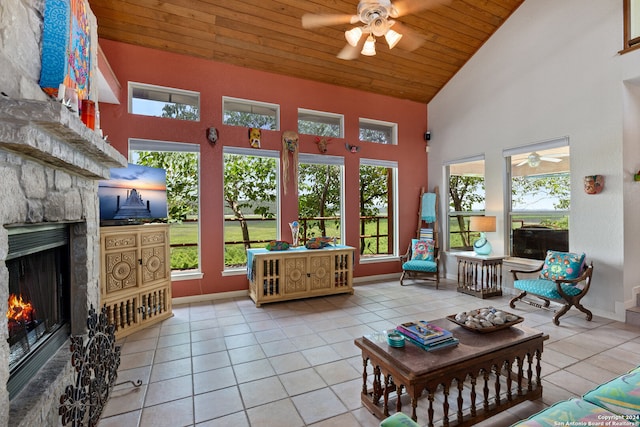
[354, 318, 545, 426]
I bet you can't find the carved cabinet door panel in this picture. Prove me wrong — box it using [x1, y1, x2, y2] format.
[140, 229, 169, 286]
[283, 256, 308, 295]
[308, 254, 333, 291]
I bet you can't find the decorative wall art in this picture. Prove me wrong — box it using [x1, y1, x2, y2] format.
[315, 136, 332, 153]
[248, 128, 262, 148]
[40, 0, 96, 103]
[282, 131, 299, 194]
[584, 175, 604, 194]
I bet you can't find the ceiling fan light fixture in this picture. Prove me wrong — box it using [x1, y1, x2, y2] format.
[361, 35, 377, 56]
[385, 28, 402, 49]
[527, 152, 541, 167]
[345, 27, 363, 47]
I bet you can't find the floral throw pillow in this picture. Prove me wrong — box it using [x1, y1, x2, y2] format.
[540, 250, 586, 281]
[411, 239, 435, 262]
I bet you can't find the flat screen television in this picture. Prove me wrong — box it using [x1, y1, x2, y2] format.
[98, 163, 168, 225]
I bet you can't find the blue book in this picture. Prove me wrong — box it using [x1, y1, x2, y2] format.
[396, 321, 453, 345]
[401, 334, 459, 352]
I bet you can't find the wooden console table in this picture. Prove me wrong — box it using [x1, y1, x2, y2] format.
[456, 252, 504, 298]
[355, 318, 545, 426]
[247, 245, 354, 307]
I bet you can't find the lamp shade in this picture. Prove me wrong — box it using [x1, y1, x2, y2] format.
[361, 35, 376, 56]
[384, 29, 403, 49]
[469, 216, 496, 232]
[345, 27, 363, 47]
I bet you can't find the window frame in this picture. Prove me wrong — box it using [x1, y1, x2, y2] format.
[359, 158, 399, 261]
[222, 96, 280, 130]
[298, 108, 344, 137]
[129, 138, 202, 281]
[128, 82, 200, 121]
[624, 0, 640, 52]
[444, 156, 486, 252]
[222, 146, 281, 274]
[503, 138, 570, 260]
[359, 118, 398, 145]
[297, 153, 346, 246]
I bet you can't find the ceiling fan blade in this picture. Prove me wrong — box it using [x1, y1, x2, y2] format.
[391, 22, 425, 51]
[391, 0, 452, 17]
[540, 156, 562, 163]
[337, 32, 367, 60]
[301, 13, 358, 29]
[516, 159, 529, 167]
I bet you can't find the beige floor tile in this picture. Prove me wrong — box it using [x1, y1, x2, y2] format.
[195, 411, 250, 427]
[194, 386, 244, 424]
[314, 360, 360, 385]
[192, 350, 231, 373]
[239, 376, 288, 408]
[98, 409, 141, 427]
[270, 352, 311, 374]
[193, 365, 237, 395]
[233, 358, 276, 383]
[280, 367, 327, 396]
[301, 345, 342, 366]
[101, 384, 147, 418]
[292, 388, 349, 425]
[140, 396, 194, 427]
[153, 342, 191, 364]
[149, 357, 192, 383]
[308, 412, 362, 427]
[544, 370, 599, 396]
[191, 337, 226, 356]
[246, 398, 304, 427]
[228, 344, 266, 364]
[145, 374, 193, 407]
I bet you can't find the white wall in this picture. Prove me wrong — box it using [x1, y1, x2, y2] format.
[428, 0, 640, 321]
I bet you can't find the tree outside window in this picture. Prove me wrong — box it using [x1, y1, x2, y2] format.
[447, 159, 485, 250]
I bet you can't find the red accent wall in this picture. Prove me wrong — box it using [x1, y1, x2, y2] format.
[98, 40, 429, 298]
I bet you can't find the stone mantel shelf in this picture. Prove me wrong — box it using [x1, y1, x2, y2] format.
[0, 98, 126, 179]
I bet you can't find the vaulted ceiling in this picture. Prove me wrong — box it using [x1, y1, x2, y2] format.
[87, 0, 524, 104]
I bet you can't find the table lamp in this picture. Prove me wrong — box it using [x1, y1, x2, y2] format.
[469, 216, 496, 255]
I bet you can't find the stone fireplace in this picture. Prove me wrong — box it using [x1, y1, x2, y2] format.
[0, 99, 126, 426]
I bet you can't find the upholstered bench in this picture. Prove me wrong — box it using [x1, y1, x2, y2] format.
[510, 250, 593, 325]
[511, 366, 640, 426]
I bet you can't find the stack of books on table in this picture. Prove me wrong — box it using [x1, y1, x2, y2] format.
[396, 320, 459, 351]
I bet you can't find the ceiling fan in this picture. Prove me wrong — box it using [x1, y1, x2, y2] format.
[301, 0, 449, 60]
[516, 152, 567, 167]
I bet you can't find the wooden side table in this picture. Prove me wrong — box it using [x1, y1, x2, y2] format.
[456, 252, 504, 298]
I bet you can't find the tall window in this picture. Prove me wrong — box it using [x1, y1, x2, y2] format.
[446, 157, 486, 250]
[129, 139, 200, 276]
[625, 0, 640, 50]
[223, 147, 279, 269]
[505, 140, 570, 260]
[359, 118, 397, 145]
[223, 97, 279, 130]
[359, 159, 398, 258]
[129, 82, 200, 121]
[298, 154, 344, 245]
[298, 109, 343, 137]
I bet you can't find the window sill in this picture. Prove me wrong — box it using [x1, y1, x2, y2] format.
[171, 270, 203, 281]
[359, 255, 399, 264]
[222, 268, 248, 277]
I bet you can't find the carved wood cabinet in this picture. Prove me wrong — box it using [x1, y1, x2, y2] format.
[247, 246, 355, 307]
[99, 224, 172, 338]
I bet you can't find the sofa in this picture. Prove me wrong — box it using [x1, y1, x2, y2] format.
[511, 365, 640, 426]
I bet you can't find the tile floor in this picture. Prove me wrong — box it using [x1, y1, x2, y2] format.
[99, 278, 640, 427]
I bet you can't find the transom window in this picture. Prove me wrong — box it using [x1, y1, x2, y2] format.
[223, 97, 279, 130]
[359, 118, 397, 145]
[298, 109, 343, 137]
[129, 82, 200, 121]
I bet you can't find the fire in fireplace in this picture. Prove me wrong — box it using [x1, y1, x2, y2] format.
[5, 223, 71, 399]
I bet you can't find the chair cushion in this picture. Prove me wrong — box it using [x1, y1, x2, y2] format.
[510, 398, 637, 427]
[410, 239, 435, 261]
[583, 366, 640, 421]
[514, 278, 583, 299]
[540, 250, 585, 280]
[380, 412, 420, 427]
[402, 260, 438, 273]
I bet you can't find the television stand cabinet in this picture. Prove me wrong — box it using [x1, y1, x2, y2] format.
[247, 246, 355, 307]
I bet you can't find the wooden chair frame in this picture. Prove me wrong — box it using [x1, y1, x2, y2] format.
[509, 262, 593, 325]
[399, 187, 440, 288]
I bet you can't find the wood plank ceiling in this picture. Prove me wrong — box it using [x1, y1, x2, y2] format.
[87, 0, 524, 104]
